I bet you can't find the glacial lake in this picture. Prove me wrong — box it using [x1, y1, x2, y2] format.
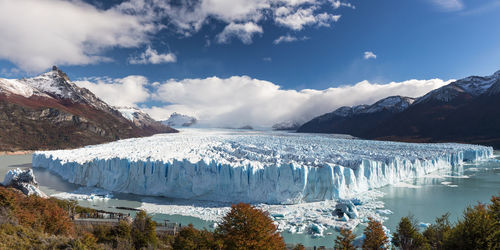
[1, 152, 499, 248]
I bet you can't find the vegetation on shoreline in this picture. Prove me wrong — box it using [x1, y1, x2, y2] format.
[0, 185, 498, 249]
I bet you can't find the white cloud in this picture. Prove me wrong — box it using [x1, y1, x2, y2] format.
[0, 0, 156, 73]
[364, 51, 377, 60]
[330, 0, 355, 9]
[263, 57, 272, 62]
[274, 7, 341, 30]
[216, 22, 263, 44]
[146, 76, 451, 127]
[429, 0, 464, 11]
[273, 34, 309, 44]
[75, 76, 151, 107]
[77, 73, 451, 127]
[156, 0, 344, 34]
[129, 46, 176, 64]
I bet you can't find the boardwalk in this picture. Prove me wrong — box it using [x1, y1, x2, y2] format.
[73, 217, 181, 235]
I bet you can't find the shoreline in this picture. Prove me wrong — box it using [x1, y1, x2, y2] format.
[0, 151, 33, 156]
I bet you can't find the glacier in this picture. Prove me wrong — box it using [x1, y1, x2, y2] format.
[32, 129, 493, 204]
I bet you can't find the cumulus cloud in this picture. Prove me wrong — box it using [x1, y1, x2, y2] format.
[152, 0, 345, 35]
[146, 76, 451, 127]
[216, 22, 263, 44]
[129, 46, 176, 64]
[428, 0, 464, 11]
[0, 0, 351, 70]
[274, 6, 341, 30]
[330, 0, 355, 9]
[75, 76, 151, 107]
[364, 51, 377, 60]
[77, 73, 451, 127]
[0, 0, 156, 73]
[273, 34, 309, 44]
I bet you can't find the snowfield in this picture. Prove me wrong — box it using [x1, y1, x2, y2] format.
[33, 129, 493, 204]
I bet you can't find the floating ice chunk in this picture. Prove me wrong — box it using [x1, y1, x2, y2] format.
[52, 187, 113, 201]
[376, 209, 393, 215]
[2, 168, 46, 197]
[440, 181, 458, 187]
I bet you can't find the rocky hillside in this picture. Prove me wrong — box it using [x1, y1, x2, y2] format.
[298, 96, 415, 135]
[0, 66, 177, 151]
[298, 70, 500, 148]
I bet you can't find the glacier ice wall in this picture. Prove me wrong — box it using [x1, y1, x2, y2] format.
[32, 129, 493, 204]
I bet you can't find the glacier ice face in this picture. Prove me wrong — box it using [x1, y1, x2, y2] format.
[32, 129, 493, 204]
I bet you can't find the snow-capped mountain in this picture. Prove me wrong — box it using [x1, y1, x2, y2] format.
[0, 66, 115, 113]
[298, 70, 500, 148]
[416, 70, 500, 104]
[0, 66, 176, 151]
[298, 96, 415, 134]
[116, 107, 171, 132]
[162, 112, 197, 127]
[272, 120, 303, 131]
[330, 96, 415, 118]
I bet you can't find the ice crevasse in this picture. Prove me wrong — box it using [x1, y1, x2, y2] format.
[32, 129, 493, 204]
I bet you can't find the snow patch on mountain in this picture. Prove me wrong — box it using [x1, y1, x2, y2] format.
[417, 70, 500, 104]
[0, 78, 43, 98]
[33, 129, 492, 204]
[162, 112, 197, 127]
[0, 66, 116, 113]
[331, 96, 414, 118]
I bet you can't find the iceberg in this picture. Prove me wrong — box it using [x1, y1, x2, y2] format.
[32, 129, 493, 204]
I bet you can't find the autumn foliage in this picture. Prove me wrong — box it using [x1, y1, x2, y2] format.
[334, 227, 356, 250]
[0, 186, 73, 236]
[362, 217, 389, 250]
[216, 203, 286, 250]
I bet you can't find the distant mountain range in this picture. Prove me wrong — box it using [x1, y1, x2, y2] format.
[0, 66, 176, 151]
[162, 112, 197, 127]
[298, 70, 500, 149]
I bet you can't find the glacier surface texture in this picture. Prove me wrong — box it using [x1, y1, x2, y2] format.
[32, 129, 493, 204]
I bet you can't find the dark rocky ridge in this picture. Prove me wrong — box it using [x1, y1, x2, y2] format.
[298, 70, 500, 149]
[0, 67, 177, 151]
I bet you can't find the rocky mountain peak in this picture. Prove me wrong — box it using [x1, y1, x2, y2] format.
[163, 112, 197, 127]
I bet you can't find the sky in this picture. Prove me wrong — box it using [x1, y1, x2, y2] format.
[0, 0, 499, 127]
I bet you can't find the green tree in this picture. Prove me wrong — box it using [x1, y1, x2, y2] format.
[173, 224, 220, 250]
[392, 216, 427, 250]
[131, 210, 158, 249]
[423, 213, 451, 250]
[362, 217, 388, 250]
[334, 227, 356, 250]
[216, 203, 285, 250]
[444, 203, 497, 250]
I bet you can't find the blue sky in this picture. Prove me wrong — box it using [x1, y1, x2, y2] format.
[0, 0, 499, 126]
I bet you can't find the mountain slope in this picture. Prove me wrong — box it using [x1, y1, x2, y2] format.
[0, 67, 176, 151]
[297, 96, 415, 134]
[297, 70, 500, 148]
[369, 71, 500, 147]
[116, 107, 172, 133]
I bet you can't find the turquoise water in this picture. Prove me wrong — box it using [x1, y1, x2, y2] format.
[1, 152, 499, 248]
